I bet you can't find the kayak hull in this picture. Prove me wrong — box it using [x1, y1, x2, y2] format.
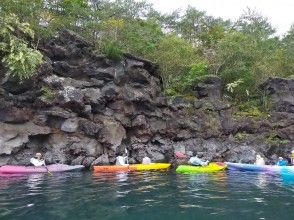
[0, 164, 84, 174]
[129, 163, 171, 171]
[281, 172, 294, 181]
[93, 163, 171, 172]
[176, 162, 227, 173]
[93, 165, 134, 172]
[226, 162, 294, 173]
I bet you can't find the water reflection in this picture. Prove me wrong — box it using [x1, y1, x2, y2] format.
[255, 173, 268, 189]
[92, 172, 129, 183]
[26, 174, 45, 192]
[1, 171, 294, 220]
[0, 175, 27, 190]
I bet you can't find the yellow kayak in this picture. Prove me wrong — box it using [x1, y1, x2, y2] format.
[129, 163, 171, 171]
[176, 162, 227, 173]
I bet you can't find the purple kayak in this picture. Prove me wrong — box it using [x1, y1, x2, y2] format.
[226, 162, 294, 173]
[0, 164, 84, 174]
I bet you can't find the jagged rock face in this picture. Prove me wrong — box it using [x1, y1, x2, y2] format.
[0, 30, 293, 168]
[262, 77, 294, 113]
[0, 122, 51, 155]
[193, 75, 223, 100]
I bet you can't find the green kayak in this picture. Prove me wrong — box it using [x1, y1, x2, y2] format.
[176, 162, 227, 173]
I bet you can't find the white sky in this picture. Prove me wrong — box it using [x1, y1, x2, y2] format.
[144, 0, 294, 36]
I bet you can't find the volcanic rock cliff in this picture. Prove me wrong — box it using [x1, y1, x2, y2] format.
[1, 30, 294, 168]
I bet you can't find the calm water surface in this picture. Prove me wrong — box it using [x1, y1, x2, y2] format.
[0, 170, 294, 220]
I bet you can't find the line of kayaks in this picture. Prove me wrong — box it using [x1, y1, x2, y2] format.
[0, 162, 226, 174]
[93, 162, 228, 173]
[1, 162, 294, 176]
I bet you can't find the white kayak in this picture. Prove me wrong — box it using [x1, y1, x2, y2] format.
[226, 162, 294, 173]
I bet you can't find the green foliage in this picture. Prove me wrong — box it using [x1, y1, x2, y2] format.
[175, 6, 229, 47]
[101, 40, 123, 60]
[0, 0, 45, 36]
[226, 79, 244, 93]
[152, 34, 203, 91]
[0, 14, 43, 81]
[40, 86, 55, 102]
[0, 0, 293, 108]
[234, 100, 269, 118]
[236, 8, 275, 39]
[265, 133, 290, 146]
[212, 29, 283, 102]
[165, 62, 208, 96]
[280, 25, 294, 76]
[120, 19, 163, 57]
[235, 107, 265, 118]
[234, 132, 249, 142]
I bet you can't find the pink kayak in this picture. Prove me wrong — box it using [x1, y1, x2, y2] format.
[0, 164, 84, 174]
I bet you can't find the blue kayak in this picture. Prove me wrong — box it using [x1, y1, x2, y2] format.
[226, 162, 294, 173]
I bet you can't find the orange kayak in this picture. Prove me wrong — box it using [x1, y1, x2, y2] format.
[93, 165, 135, 172]
[93, 163, 171, 172]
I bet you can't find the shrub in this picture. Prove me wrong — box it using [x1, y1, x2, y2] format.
[164, 61, 208, 96]
[234, 100, 269, 118]
[265, 133, 290, 146]
[0, 14, 43, 81]
[234, 132, 249, 142]
[101, 40, 123, 60]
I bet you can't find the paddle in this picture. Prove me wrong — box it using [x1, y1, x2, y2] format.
[125, 148, 129, 164]
[44, 162, 53, 176]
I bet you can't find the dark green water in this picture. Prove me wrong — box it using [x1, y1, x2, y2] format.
[0, 170, 294, 220]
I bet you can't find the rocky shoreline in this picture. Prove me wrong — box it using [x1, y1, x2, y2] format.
[1, 30, 294, 169]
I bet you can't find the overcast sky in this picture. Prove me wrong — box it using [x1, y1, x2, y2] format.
[144, 0, 294, 36]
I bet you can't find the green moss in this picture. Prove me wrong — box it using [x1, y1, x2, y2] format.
[265, 133, 290, 146]
[234, 132, 249, 142]
[40, 86, 55, 102]
[234, 100, 269, 118]
[234, 107, 265, 117]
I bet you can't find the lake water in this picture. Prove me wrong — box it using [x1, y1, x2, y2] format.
[0, 170, 294, 220]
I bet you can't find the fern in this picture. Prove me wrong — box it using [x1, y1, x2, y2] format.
[0, 14, 43, 81]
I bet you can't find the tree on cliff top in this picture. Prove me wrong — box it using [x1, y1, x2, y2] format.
[0, 14, 43, 81]
[0, 0, 293, 105]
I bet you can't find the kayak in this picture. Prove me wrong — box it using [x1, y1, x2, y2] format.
[93, 165, 132, 172]
[281, 171, 294, 182]
[176, 162, 227, 173]
[93, 163, 171, 172]
[130, 163, 171, 171]
[281, 171, 294, 178]
[0, 164, 84, 174]
[226, 162, 294, 173]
